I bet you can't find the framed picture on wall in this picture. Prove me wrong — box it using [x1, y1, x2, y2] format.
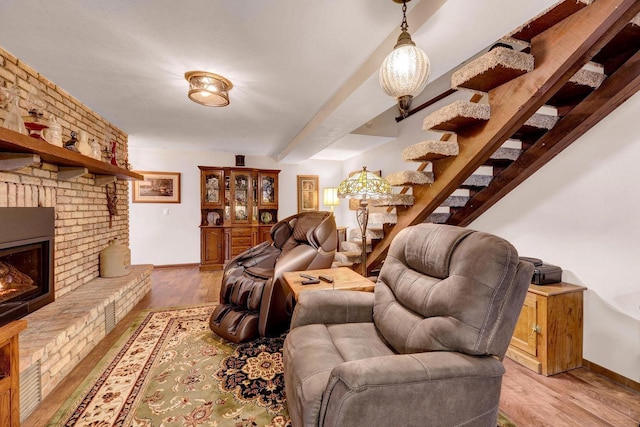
[297, 175, 319, 212]
[132, 171, 181, 203]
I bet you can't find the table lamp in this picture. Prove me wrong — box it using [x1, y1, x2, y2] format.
[323, 187, 340, 214]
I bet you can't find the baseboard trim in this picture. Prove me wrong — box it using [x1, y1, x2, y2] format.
[153, 263, 200, 269]
[583, 359, 640, 393]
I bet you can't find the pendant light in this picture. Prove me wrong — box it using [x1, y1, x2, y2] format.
[379, 0, 430, 117]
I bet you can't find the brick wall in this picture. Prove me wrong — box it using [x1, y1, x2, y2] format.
[0, 45, 130, 297]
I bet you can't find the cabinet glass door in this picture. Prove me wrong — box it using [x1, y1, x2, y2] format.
[258, 172, 278, 208]
[231, 171, 250, 223]
[202, 170, 223, 208]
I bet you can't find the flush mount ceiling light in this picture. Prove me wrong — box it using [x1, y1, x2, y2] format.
[184, 71, 233, 107]
[379, 0, 430, 118]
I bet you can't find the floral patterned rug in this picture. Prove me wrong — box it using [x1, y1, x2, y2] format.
[48, 305, 290, 427]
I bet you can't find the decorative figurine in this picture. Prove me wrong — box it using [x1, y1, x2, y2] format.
[90, 138, 101, 160]
[110, 140, 118, 166]
[65, 131, 79, 152]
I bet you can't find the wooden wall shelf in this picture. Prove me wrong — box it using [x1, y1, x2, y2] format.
[0, 127, 143, 181]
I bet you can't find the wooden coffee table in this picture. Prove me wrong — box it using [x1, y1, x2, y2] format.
[282, 267, 375, 301]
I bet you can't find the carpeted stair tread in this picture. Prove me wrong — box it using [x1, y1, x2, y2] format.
[461, 174, 494, 188]
[451, 47, 534, 93]
[402, 140, 459, 162]
[507, 0, 593, 43]
[350, 227, 385, 240]
[385, 170, 435, 186]
[547, 65, 606, 106]
[368, 211, 398, 225]
[422, 100, 490, 133]
[335, 249, 361, 264]
[515, 112, 559, 137]
[490, 146, 522, 161]
[427, 212, 451, 224]
[372, 193, 415, 207]
[442, 195, 470, 208]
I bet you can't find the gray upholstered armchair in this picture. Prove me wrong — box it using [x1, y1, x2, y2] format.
[283, 223, 533, 427]
[210, 211, 337, 343]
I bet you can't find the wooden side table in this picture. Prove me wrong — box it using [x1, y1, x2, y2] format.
[0, 319, 27, 427]
[506, 282, 586, 376]
[282, 267, 375, 301]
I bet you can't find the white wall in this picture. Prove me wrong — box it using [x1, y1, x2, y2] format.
[128, 147, 344, 265]
[469, 92, 640, 382]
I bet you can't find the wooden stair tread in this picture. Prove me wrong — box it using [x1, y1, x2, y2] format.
[402, 140, 459, 162]
[385, 170, 435, 186]
[422, 100, 490, 133]
[452, 47, 534, 93]
[507, 0, 593, 43]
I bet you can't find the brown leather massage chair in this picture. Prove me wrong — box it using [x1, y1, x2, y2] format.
[209, 211, 337, 343]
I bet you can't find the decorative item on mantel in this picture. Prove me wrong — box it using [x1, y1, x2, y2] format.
[44, 115, 63, 147]
[90, 138, 101, 160]
[2, 90, 27, 135]
[64, 131, 79, 152]
[99, 238, 131, 278]
[77, 130, 92, 157]
[23, 87, 48, 139]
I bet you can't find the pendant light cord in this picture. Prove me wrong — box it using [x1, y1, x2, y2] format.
[401, 1, 408, 32]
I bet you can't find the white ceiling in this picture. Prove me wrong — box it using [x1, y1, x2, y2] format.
[0, 0, 557, 164]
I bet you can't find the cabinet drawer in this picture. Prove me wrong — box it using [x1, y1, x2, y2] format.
[232, 227, 252, 237]
[231, 246, 249, 257]
[232, 237, 252, 247]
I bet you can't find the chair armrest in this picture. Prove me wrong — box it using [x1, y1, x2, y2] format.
[290, 290, 374, 329]
[320, 352, 505, 427]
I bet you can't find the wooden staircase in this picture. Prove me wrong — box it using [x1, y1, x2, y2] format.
[347, 0, 640, 275]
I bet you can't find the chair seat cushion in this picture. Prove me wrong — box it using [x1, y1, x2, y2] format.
[283, 323, 395, 426]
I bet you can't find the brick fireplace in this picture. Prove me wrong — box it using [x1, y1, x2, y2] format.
[0, 45, 152, 420]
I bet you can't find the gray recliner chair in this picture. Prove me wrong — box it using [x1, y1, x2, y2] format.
[283, 223, 533, 427]
[210, 211, 337, 343]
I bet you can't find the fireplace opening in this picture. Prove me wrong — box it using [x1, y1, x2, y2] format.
[0, 207, 54, 326]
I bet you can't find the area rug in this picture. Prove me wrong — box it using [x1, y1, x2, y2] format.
[48, 304, 517, 426]
[48, 304, 290, 426]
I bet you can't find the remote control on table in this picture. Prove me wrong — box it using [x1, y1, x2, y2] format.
[300, 273, 317, 280]
[301, 279, 320, 285]
[318, 275, 334, 283]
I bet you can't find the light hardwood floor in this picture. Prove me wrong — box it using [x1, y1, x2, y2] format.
[24, 266, 640, 427]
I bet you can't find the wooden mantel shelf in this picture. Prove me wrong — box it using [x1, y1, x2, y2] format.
[0, 127, 143, 181]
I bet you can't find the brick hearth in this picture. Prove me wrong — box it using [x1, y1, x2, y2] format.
[19, 264, 152, 416]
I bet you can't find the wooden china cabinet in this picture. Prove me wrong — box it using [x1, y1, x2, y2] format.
[199, 166, 279, 270]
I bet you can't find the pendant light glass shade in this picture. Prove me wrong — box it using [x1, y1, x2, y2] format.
[379, 0, 431, 117]
[379, 37, 430, 99]
[185, 71, 233, 107]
